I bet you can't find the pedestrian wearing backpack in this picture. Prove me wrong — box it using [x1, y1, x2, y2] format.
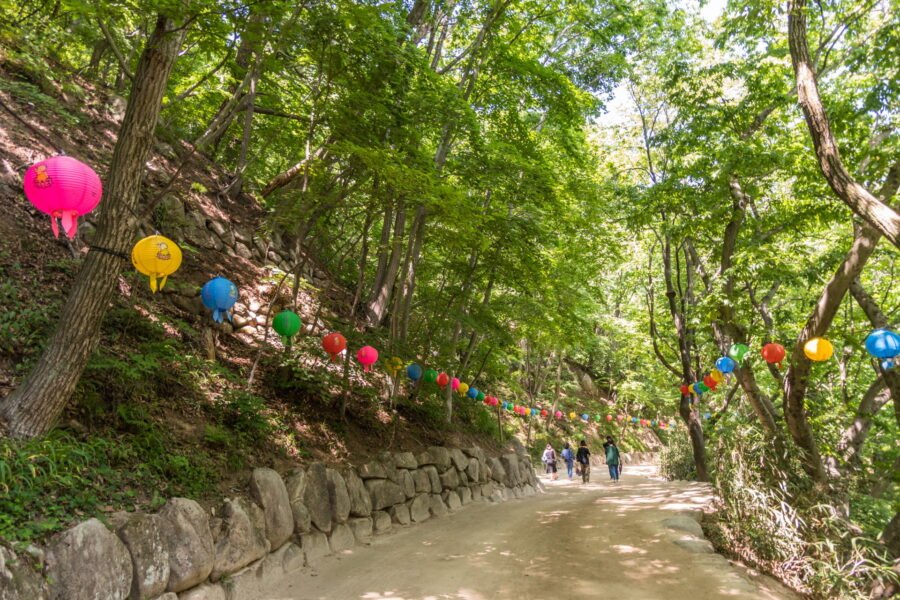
[603, 436, 621, 482]
[575, 440, 591, 484]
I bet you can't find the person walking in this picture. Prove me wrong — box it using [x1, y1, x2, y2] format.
[575, 440, 591, 483]
[561, 442, 575, 479]
[603, 436, 620, 482]
[542, 443, 558, 480]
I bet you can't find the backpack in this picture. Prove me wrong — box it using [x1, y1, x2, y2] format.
[605, 443, 620, 465]
[562, 448, 574, 461]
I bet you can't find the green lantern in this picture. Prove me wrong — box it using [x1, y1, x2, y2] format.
[423, 369, 438, 384]
[272, 310, 301, 344]
[477, 391, 486, 402]
[727, 343, 750, 363]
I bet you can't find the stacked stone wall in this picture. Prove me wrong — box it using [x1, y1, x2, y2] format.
[2, 445, 542, 600]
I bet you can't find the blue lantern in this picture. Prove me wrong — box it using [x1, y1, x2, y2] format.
[703, 412, 711, 420]
[715, 356, 736, 374]
[651, 420, 657, 426]
[406, 363, 423, 381]
[501, 401, 509, 410]
[201, 277, 238, 323]
[631, 416, 638, 423]
[531, 408, 538, 417]
[693, 382, 705, 395]
[467, 387, 479, 400]
[581, 413, 589, 421]
[865, 329, 900, 370]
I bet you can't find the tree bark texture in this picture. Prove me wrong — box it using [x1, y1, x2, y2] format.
[1, 15, 185, 438]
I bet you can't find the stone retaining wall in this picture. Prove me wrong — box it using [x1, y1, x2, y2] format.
[1, 445, 541, 600]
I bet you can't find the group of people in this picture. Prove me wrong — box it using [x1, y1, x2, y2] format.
[541, 437, 621, 484]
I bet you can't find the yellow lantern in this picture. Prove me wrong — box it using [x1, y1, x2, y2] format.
[131, 234, 182, 292]
[804, 337, 833, 362]
[568, 411, 577, 420]
[710, 369, 725, 383]
[385, 356, 405, 377]
[457, 382, 469, 396]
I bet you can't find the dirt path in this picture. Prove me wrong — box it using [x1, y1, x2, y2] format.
[257, 467, 797, 600]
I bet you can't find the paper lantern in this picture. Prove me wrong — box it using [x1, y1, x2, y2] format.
[457, 382, 469, 396]
[702, 375, 717, 390]
[760, 343, 786, 367]
[451, 377, 460, 391]
[710, 369, 725, 383]
[617, 415, 625, 422]
[131, 235, 182, 292]
[510, 404, 518, 413]
[568, 411, 576, 420]
[554, 410, 563, 419]
[865, 329, 900, 370]
[715, 356, 736, 374]
[356, 346, 378, 371]
[698, 382, 710, 393]
[679, 384, 690, 395]
[540, 409, 549, 418]
[728, 343, 750, 363]
[594, 414, 602, 422]
[467, 387, 479, 399]
[423, 369, 438, 384]
[436, 372, 450, 388]
[321, 332, 347, 361]
[385, 356, 405, 376]
[581, 414, 589, 422]
[24, 156, 102, 238]
[477, 391, 486, 402]
[606, 414, 613, 422]
[651, 420, 657, 427]
[531, 408, 539, 417]
[272, 310, 301, 343]
[703, 412, 711, 420]
[407, 363, 423, 381]
[201, 277, 238, 323]
[803, 337, 833, 362]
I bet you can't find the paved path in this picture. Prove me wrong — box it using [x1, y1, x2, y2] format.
[257, 467, 797, 600]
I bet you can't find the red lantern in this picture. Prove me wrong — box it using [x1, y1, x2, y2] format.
[606, 414, 613, 422]
[703, 375, 718, 390]
[24, 156, 102, 239]
[356, 346, 378, 371]
[761, 343, 786, 367]
[322, 333, 347, 362]
[679, 384, 690, 395]
[436, 372, 450, 388]
[540, 409, 548, 418]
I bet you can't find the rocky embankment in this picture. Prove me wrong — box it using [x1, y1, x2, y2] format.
[1, 444, 541, 600]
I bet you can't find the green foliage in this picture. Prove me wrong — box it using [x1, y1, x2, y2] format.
[215, 390, 272, 443]
[0, 429, 217, 544]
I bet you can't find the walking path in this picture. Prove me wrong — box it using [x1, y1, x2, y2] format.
[257, 466, 798, 600]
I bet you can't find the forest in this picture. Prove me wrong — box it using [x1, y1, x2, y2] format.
[0, 0, 897, 598]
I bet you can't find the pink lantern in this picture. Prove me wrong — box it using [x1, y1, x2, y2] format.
[24, 156, 102, 239]
[554, 410, 563, 420]
[491, 397, 500, 407]
[451, 377, 460, 391]
[356, 346, 378, 372]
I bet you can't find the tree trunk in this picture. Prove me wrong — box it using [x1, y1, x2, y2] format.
[227, 53, 261, 199]
[366, 199, 406, 326]
[0, 15, 184, 439]
[787, 0, 900, 248]
[398, 205, 427, 340]
[351, 206, 376, 316]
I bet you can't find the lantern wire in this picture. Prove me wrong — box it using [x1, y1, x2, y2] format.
[0, 96, 65, 154]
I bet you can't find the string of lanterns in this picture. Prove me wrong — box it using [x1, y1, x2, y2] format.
[22, 156, 899, 427]
[681, 332, 899, 402]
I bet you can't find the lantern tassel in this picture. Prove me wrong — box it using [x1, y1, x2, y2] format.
[61, 211, 78, 239]
[150, 276, 158, 293]
[213, 309, 222, 323]
[159, 275, 169, 291]
[50, 214, 60, 238]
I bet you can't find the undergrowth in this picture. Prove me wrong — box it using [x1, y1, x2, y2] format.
[692, 423, 899, 599]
